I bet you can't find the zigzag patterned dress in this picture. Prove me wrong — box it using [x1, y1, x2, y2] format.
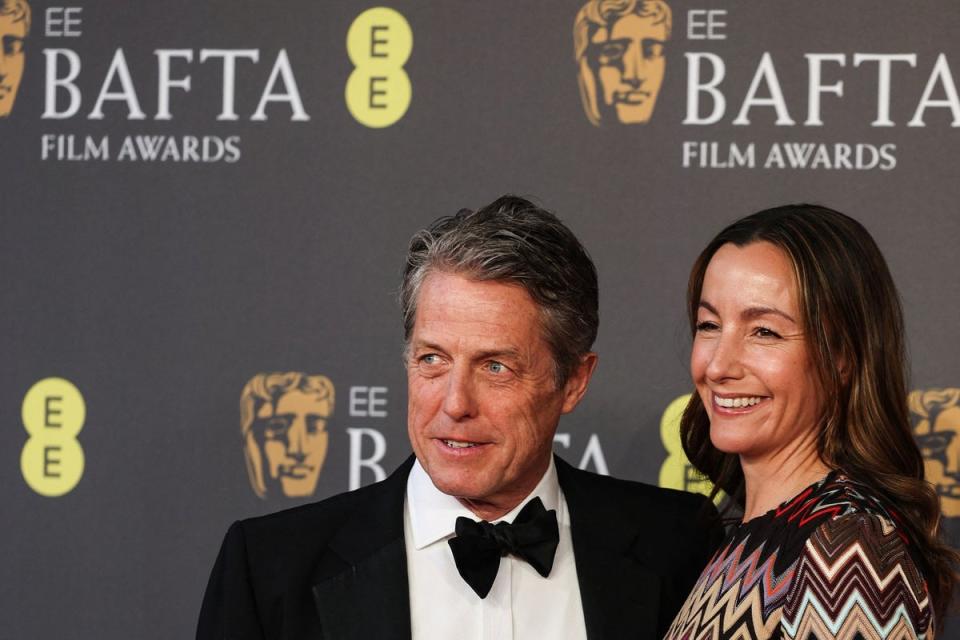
[664, 471, 933, 639]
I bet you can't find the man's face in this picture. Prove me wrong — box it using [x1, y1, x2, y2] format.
[253, 389, 330, 497]
[589, 13, 667, 123]
[406, 272, 594, 517]
[915, 402, 960, 516]
[0, 12, 27, 117]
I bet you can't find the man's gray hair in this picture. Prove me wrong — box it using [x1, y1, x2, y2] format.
[400, 195, 599, 387]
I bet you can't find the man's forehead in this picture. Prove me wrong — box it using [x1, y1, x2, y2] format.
[0, 14, 26, 35]
[611, 13, 665, 39]
[254, 389, 331, 417]
[934, 406, 960, 431]
[411, 327, 535, 358]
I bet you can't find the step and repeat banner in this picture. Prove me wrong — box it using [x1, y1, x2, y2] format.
[2, 1, 959, 637]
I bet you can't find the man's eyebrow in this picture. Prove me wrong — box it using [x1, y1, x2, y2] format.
[698, 300, 796, 324]
[473, 348, 522, 362]
[408, 341, 522, 361]
[409, 339, 446, 354]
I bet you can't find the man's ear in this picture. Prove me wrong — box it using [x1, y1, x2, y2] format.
[561, 352, 599, 414]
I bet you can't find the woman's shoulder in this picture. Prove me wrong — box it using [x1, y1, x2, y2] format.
[796, 471, 909, 529]
[780, 472, 934, 637]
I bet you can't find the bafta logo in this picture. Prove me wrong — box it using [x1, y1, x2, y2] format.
[241, 372, 335, 499]
[0, 0, 29, 118]
[910, 388, 960, 517]
[574, 0, 671, 126]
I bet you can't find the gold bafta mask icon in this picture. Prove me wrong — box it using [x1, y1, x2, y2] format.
[909, 388, 960, 517]
[0, 0, 30, 118]
[240, 373, 335, 499]
[574, 0, 671, 126]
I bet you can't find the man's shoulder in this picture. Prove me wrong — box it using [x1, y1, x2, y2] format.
[556, 456, 723, 573]
[233, 456, 413, 552]
[556, 456, 713, 515]
[557, 459, 719, 537]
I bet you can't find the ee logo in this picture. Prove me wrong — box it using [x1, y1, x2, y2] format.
[346, 7, 412, 128]
[658, 393, 720, 503]
[21, 377, 85, 497]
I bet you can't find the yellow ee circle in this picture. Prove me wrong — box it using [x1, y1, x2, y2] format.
[346, 7, 413, 67]
[22, 377, 86, 437]
[657, 393, 721, 503]
[21, 436, 85, 497]
[345, 68, 411, 128]
[659, 393, 691, 454]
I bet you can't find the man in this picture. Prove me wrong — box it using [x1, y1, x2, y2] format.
[240, 372, 335, 499]
[574, 0, 671, 125]
[910, 388, 960, 516]
[197, 196, 721, 639]
[0, 0, 29, 117]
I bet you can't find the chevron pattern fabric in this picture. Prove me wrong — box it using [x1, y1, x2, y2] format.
[664, 472, 933, 639]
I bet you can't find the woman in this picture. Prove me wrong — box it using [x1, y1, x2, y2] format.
[664, 204, 957, 639]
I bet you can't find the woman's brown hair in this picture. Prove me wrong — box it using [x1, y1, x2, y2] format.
[680, 204, 957, 624]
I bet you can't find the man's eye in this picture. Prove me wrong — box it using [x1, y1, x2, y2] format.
[487, 361, 506, 374]
[918, 434, 952, 453]
[643, 40, 664, 59]
[419, 354, 440, 365]
[3, 36, 23, 56]
[265, 417, 289, 438]
[305, 416, 324, 435]
[598, 43, 626, 63]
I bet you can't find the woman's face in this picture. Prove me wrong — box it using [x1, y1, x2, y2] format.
[691, 241, 826, 465]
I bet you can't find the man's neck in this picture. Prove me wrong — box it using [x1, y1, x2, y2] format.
[456, 457, 555, 521]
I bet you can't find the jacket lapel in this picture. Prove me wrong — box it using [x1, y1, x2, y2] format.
[310, 457, 415, 640]
[557, 457, 662, 640]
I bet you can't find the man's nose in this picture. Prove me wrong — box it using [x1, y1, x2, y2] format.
[705, 333, 744, 382]
[286, 418, 307, 459]
[945, 438, 960, 475]
[622, 46, 642, 86]
[442, 366, 478, 420]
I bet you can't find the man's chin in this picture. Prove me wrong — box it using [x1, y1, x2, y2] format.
[279, 477, 319, 497]
[427, 469, 491, 501]
[615, 102, 656, 124]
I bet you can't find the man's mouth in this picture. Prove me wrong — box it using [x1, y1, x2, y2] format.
[615, 90, 650, 105]
[278, 463, 315, 478]
[442, 439, 480, 449]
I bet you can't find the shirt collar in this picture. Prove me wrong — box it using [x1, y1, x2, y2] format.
[406, 456, 561, 550]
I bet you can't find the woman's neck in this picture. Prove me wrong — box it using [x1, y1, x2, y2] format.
[740, 445, 831, 522]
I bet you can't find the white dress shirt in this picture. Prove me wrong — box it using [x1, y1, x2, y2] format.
[404, 458, 588, 640]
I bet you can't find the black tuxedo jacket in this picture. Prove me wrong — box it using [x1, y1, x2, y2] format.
[197, 456, 722, 640]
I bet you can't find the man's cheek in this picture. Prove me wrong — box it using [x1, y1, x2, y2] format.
[264, 441, 286, 477]
[598, 67, 621, 103]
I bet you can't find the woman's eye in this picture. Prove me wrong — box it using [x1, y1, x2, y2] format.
[695, 321, 718, 332]
[754, 326, 782, 339]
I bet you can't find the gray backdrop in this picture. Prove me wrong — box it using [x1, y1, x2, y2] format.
[2, 1, 958, 637]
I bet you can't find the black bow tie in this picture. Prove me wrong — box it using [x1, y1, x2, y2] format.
[447, 496, 560, 599]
